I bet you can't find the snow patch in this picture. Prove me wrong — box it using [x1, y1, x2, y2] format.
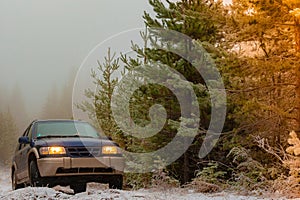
[0, 165, 296, 199]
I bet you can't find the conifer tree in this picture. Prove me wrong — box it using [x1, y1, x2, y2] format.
[41, 85, 59, 119]
[78, 49, 126, 145]
[58, 67, 77, 119]
[0, 110, 18, 163]
[9, 84, 29, 131]
[223, 0, 300, 148]
[121, 0, 227, 183]
[78, 0, 228, 184]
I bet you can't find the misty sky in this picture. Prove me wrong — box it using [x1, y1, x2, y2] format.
[0, 0, 154, 116]
[0, 0, 232, 118]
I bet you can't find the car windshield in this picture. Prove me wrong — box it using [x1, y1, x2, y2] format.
[36, 121, 100, 138]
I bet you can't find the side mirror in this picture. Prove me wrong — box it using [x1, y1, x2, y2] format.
[18, 136, 30, 144]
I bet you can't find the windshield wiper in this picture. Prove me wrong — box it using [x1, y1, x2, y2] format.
[37, 135, 63, 139]
[64, 135, 96, 138]
[37, 134, 97, 139]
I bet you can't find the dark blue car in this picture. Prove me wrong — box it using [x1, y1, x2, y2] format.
[11, 119, 124, 193]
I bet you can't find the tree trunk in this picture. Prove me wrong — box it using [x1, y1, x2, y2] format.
[183, 150, 189, 183]
[296, 18, 300, 52]
[182, 90, 191, 184]
[295, 17, 300, 132]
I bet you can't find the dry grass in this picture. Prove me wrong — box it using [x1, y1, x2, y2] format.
[269, 176, 300, 198]
[185, 178, 221, 193]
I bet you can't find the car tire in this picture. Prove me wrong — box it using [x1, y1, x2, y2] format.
[29, 160, 42, 187]
[12, 169, 23, 190]
[71, 183, 86, 193]
[109, 175, 123, 189]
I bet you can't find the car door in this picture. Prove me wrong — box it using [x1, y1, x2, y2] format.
[16, 124, 33, 181]
[14, 127, 29, 180]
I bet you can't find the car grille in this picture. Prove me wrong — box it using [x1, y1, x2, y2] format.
[56, 167, 113, 174]
[67, 147, 101, 157]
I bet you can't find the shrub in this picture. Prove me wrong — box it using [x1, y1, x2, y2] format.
[227, 147, 267, 190]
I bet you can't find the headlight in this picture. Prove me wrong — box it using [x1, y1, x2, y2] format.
[39, 147, 66, 155]
[102, 146, 118, 154]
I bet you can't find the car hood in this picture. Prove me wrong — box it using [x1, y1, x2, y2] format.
[34, 137, 116, 147]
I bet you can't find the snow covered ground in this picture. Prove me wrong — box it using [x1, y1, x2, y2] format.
[0, 166, 12, 195]
[1, 187, 289, 200]
[0, 166, 297, 200]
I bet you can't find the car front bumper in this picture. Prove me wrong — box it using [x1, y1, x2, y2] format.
[37, 156, 124, 177]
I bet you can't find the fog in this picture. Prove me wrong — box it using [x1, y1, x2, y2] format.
[0, 0, 232, 131]
[0, 0, 154, 130]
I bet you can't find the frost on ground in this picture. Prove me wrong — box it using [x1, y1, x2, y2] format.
[0, 187, 292, 200]
[0, 166, 11, 194]
[0, 165, 297, 200]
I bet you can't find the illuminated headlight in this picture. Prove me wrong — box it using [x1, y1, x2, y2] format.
[39, 147, 66, 155]
[102, 146, 118, 154]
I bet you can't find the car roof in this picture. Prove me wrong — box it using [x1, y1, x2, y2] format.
[34, 119, 86, 123]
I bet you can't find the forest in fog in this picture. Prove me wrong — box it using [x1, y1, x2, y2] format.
[0, 69, 75, 163]
[1, 0, 300, 197]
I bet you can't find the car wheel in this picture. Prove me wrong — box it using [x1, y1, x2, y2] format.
[12, 169, 23, 190]
[71, 183, 86, 193]
[109, 175, 123, 189]
[29, 160, 42, 187]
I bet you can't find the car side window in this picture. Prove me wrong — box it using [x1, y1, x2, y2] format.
[18, 125, 31, 150]
[27, 124, 33, 139]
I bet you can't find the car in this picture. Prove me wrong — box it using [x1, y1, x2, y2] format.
[11, 119, 125, 193]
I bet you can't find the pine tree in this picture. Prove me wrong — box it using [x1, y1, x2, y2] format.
[78, 49, 125, 144]
[58, 67, 77, 119]
[289, 2, 300, 133]
[81, 0, 232, 185]
[223, 0, 300, 149]
[41, 84, 60, 119]
[9, 83, 29, 131]
[41, 68, 77, 120]
[121, 0, 227, 183]
[0, 110, 18, 163]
